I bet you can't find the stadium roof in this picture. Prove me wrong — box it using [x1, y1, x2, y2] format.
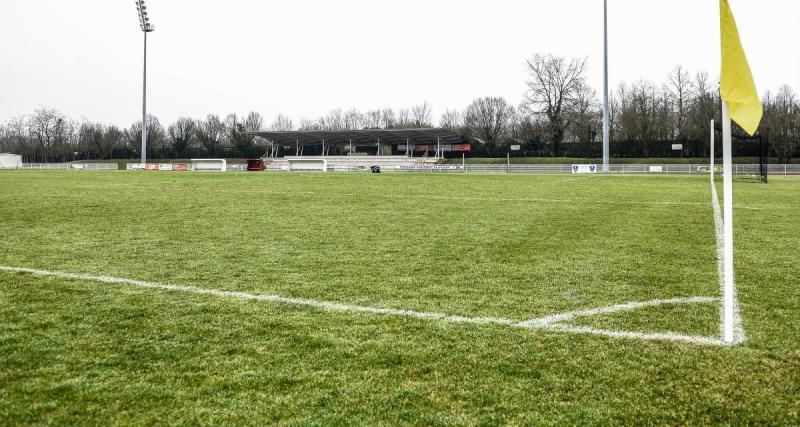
[247, 128, 464, 146]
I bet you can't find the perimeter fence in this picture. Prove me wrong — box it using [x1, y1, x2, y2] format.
[19, 163, 118, 170]
[10, 162, 800, 176]
[387, 164, 800, 176]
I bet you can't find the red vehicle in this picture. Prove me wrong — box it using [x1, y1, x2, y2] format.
[246, 158, 266, 172]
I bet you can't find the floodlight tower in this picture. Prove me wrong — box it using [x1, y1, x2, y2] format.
[602, 0, 610, 172]
[135, 0, 155, 164]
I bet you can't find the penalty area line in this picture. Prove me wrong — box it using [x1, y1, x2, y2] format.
[0, 265, 727, 347]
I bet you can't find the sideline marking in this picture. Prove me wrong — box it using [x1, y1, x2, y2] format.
[710, 180, 746, 344]
[1, 265, 726, 346]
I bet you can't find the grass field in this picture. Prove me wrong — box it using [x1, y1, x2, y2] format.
[1, 171, 798, 424]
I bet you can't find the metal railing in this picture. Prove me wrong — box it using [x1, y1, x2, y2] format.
[12, 162, 800, 176]
[387, 163, 800, 175]
[20, 163, 118, 170]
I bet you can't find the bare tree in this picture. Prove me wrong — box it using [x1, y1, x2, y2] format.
[320, 109, 345, 130]
[522, 54, 588, 155]
[379, 108, 396, 129]
[763, 85, 800, 163]
[363, 110, 382, 129]
[344, 108, 364, 130]
[686, 71, 719, 146]
[79, 122, 104, 159]
[270, 113, 294, 131]
[263, 113, 295, 157]
[439, 109, 463, 130]
[4, 115, 29, 160]
[168, 117, 196, 157]
[104, 125, 125, 159]
[225, 113, 249, 157]
[411, 102, 433, 128]
[243, 111, 263, 133]
[395, 108, 413, 128]
[463, 97, 516, 155]
[194, 114, 226, 156]
[0, 123, 8, 151]
[127, 115, 166, 159]
[28, 107, 68, 161]
[615, 81, 665, 156]
[566, 82, 601, 144]
[666, 65, 692, 139]
[298, 118, 321, 131]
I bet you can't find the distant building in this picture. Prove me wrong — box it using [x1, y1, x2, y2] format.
[248, 128, 469, 158]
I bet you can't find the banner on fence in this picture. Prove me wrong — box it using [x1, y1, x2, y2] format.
[126, 163, 189, 171]
[399, 144, 471, 153]
[571, 164, 597, 174]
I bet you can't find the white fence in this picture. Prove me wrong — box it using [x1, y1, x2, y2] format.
[386, 164, 800, 176]
[11, 162, 800, 176]
[20, 163, 118, 170]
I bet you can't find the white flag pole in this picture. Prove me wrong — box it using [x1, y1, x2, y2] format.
[710, 119, 715, 180]
[721, 102, 735, 344]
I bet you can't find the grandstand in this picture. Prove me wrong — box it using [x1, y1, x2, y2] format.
[249, 128, 468, 158]
[266, 156, 439, 172]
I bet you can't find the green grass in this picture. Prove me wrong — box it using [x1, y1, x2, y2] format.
[0, 171, 798, 425]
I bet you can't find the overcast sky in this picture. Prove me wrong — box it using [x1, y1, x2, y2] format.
[1, 0, 798, 128]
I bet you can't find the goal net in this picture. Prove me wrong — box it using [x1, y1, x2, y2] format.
[713, 124, 768, 183]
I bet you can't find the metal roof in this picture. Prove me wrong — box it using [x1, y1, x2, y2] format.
[247, 128, 464, 146]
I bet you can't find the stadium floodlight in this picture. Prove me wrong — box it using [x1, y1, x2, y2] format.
[602, 0, 610, 172]
[135, 0, 155, 164]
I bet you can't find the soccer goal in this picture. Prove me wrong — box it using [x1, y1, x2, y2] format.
[711, 121, 768, 183]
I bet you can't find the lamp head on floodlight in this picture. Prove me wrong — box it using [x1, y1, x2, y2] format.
[135, 0, 155, 32]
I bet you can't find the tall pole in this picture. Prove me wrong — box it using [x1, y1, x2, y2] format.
[721, 103, 735, 344]
[135, 0, 154, 164]
[602, 0, 610, 172]
[141, 31, 148, 164]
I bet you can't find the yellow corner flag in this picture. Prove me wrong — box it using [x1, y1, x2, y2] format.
[720, 0, 763, 136]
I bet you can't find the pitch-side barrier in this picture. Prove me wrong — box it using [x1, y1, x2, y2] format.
[14, 163, 800, 176]
[20, 163, 118, 170]
[384, 163, 800, 175]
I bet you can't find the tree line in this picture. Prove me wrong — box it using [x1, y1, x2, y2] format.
[2, 54, 798, 162]
[0, 104, 438, 162]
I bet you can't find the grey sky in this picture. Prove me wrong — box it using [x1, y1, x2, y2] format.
[1, 0, 798, 128]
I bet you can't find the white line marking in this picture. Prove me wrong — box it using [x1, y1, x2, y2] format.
[520, 296, 718, 327]
[543, 324, 724, 346]
[710, 180, 746, 344]
[0, 265, 727, 346]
